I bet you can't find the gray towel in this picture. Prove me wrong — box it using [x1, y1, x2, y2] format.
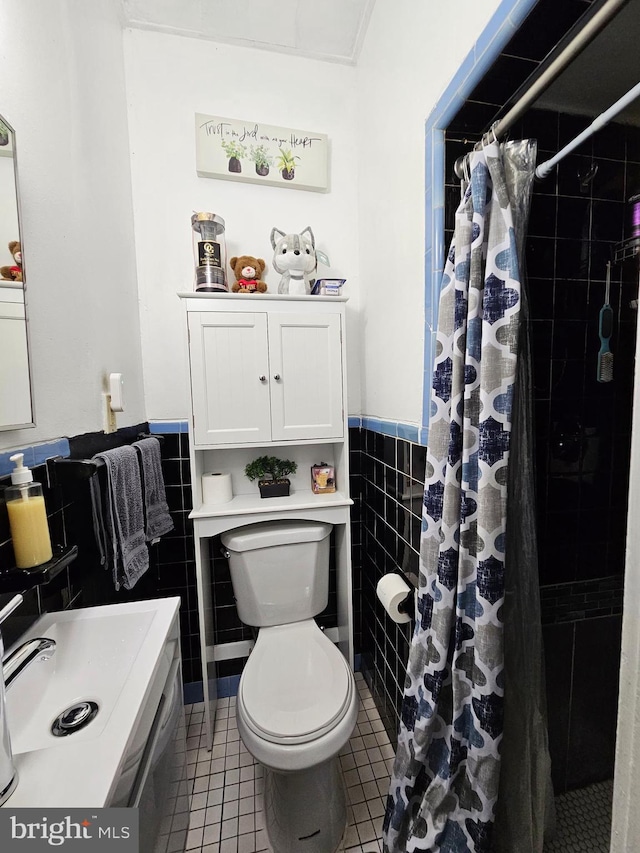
[89, 474, 107, 567]
[133, 437, 174, 541]
[93, 445, 149, 591]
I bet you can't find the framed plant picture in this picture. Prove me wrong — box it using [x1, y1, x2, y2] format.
[195, 113, 329, 192]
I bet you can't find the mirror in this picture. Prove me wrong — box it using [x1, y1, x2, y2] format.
[0, 114, 34, 430]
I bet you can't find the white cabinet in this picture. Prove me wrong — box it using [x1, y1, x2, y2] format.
[188, 311, 271, 446]
[180, 293, 353, 751]
[188, 310, 343, 446]
[0, 284, 32, 428]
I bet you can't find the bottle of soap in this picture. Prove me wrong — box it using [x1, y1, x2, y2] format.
[5, 453, 53, 569]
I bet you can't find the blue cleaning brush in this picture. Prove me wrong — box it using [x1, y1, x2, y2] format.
[597, 262, 614, 383]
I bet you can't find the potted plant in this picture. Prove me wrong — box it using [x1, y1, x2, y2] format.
[245, 455, 298, 498]
[220, 140, 247, 173]
[0, 121, 8, 147]
[250, 144, 273, 177]
[276, 147, 300, 181]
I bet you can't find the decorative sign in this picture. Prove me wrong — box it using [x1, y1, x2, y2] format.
[195, 113, 329, 192]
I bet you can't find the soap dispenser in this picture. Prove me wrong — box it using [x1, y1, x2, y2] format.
[5, 454, 53, 569]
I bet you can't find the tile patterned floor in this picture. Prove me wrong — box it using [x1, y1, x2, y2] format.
[184, 677, 613, 853]
[184, 672, 394, 853]
[543, 779, 613, 853]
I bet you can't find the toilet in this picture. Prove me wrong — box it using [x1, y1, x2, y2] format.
[220, 519, 358, 853]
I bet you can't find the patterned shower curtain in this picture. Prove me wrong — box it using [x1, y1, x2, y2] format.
[383, 139, 524, 853]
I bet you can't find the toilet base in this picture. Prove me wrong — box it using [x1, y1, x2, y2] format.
[264, 757, 346, 853]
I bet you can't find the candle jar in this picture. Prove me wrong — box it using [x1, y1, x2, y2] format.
[192, 212, 227, 291]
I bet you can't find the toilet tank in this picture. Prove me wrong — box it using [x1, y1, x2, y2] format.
[220, 520, 333, 627]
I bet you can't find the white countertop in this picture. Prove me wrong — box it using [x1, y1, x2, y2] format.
[3, 597, 180, 808]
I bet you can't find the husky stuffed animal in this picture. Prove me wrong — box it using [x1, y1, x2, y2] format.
[270, 226, 317, 295]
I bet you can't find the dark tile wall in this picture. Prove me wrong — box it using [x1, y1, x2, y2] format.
[543, 615, 622, 792]
[350, 428, 421, 746]
[444, 112, 634, 791]
[540, 574, 624, 624]
[441, 0, 637, 795]
[0, 426, 203, 685]
[0, 426, 345, 689]
[0, 421, 402, 748]
[519, 113, 639, 589]
[446, 0, 595, 146]
[510, 113, 634, 791]
[0, 450, 92, 650]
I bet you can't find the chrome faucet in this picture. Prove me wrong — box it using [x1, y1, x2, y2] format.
[0, 594, 56, 806]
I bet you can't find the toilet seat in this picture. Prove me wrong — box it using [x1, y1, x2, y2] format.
[239, 621, 354, 746]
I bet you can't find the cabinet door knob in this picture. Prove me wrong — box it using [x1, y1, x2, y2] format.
[274, 374, 281, 381]
[259, 375, 267, 382]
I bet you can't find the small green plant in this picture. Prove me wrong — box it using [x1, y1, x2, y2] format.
[249, 145, 273, 169]
[220, 140, 247, 160]
[245, 456, 298, 483]
[276, 147, 300, 179]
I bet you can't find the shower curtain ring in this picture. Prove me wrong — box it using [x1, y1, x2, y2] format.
[482, 122, 499, 150]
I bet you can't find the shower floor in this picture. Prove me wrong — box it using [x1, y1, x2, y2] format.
[543, 779, 613, 853]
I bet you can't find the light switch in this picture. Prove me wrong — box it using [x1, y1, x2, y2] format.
[109, 373, 124, 412]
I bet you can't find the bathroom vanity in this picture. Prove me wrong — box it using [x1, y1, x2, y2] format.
[180, 293, 354, 749]
[2, 598, 188, 853]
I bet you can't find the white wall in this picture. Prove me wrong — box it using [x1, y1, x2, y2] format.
[0, 0, 145, 449]
[124, 30, 361, 421]
[356, 0, 500, 426]
[0, 0, 505, 449]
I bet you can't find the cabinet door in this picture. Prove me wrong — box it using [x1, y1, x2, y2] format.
[0, 306, 32, 428]
[188, 312, 271, 445]
[268, 313, 343, 441]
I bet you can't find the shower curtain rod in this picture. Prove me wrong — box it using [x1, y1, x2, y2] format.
[535, 80, 640, 179]
[454, 0, 629, 180]
[491, 0, 629, 141]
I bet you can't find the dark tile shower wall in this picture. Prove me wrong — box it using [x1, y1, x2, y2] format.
[444, 113, 636, 789]
[519, 112, 639, 590]
[519, 110, 634, 792]
[440, 0, 638, 793]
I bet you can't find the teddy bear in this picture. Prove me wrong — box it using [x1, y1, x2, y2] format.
[0, 240, 22, 282]
[229, 255, 267, 294]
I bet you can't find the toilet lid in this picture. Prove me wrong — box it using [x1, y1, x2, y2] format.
[240, 621, 353, 744]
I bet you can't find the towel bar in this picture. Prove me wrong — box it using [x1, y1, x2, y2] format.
[46, 434, 164, 486]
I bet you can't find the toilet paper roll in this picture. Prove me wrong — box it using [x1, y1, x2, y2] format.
[376, 573, 413, 624]
[202, 472, 233, 505]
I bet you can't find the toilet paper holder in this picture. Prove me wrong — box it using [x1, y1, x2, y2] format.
[376, 572, 416, 623]
[397, 588, 415, 616]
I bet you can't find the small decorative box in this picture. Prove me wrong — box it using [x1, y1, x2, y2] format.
[311, 463, 336, 494]
[311, 278, 346, 296]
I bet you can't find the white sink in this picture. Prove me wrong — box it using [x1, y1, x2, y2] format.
[6, 608, 156, 753]
[2, 597, 181, 808]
